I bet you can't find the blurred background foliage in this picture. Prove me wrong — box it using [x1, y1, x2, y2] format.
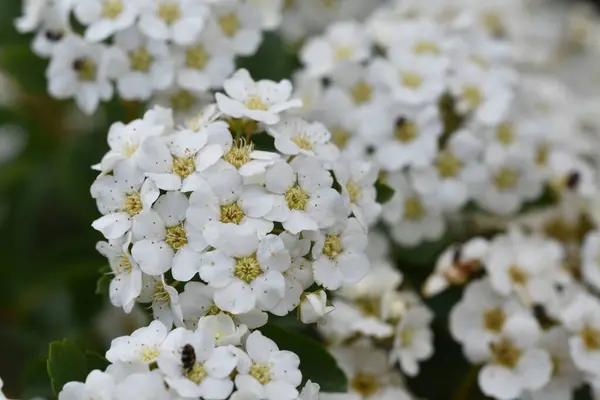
[0, 1, 599, 399]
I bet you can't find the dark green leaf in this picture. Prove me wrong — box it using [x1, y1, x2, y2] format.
[259, 323, 347, 392]
[47, 339, 88, 394]
[1, 44, 48, 92]
[85, 351, 110, 372]
[375, 181, 395, 204]
[95, 265, 112, 295]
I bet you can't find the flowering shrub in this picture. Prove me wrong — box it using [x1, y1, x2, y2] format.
[4, 0, 600, 399]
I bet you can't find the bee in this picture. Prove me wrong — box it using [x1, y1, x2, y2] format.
[181, 344, 196, 371]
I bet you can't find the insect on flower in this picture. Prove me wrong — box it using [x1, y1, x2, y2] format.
[181, 343, 196, 371]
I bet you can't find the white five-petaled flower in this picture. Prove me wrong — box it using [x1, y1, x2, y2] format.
[234, 331, 302, 400]
[206, 0, 263, 56]
[264, 157, 346, 234]
[216, 69, 302, 125]
[106, 319, 168, 364]
[269, 116, 340, 162]
[58, 370, 115, 400]
[390, 304, 434, 377]
[74, 0, 140, 42]
[138, 274, 184, 329]
[157, 326, 237, 398]
[138, 0, 210, 45]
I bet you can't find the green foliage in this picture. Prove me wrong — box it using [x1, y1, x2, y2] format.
[375, 180, 395, 204]
[47, 339, 89, 394]
[260, 322, 347, 393]
[95, 265, 112, 295]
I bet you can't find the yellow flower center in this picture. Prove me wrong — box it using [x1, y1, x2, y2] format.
[152, 282, 170, 303]
[414, 41, 440, 55]
[535, 143, 549, 167]
[493, 168, 518, 190]
[350, 80, 373, 105]
[185, 45, 209, 70]
[219, 13, 240, 37]
[404, 196, 425, 220]
[220, 202, 246, 224]
[497, 122, 515, 145]
[186, 363, 207, 384]
[322, 0, 338, 9]
[158, 2, 181, 25]
[395, 118, 418, 143]
[323, 234, 343, 258]
[400, 328, 415, 346]
[401, 71, 423, 89]
[356, 297, 380, 317]
[435, 151, 462, 178]
[245, 95, 269, 111]
[463, 85, 483, 110]
[124, 192, 143, 216]
[331, 127, 350, 149]
[285, 186, 309, 211]
[73, 58, 97, 82]
[129, 47, 153, 72]
[581, 325, 600, 350]
[482, 12, 505, 38]
[171, 90, 196, 112]
[224, 141, 253, 169]
[122, 142, 138, 158]
[102, 0, 124, 19]
[292, 133, 313, 151]
[334, 46, 354, 61]
[250, 363, 271, 385]
[116, 255, 133, 274]
[483, 308, 506, 333]
[490, 338, 521, 368]
[351, 372, 381, 397]
[346, 181, 362, 203]
[165, 224, 187, 250]
[172, 156, 195, 179]
[234, 254, 263, 283]
[508, 266, 528, 285]
[139, 344, 159, 363]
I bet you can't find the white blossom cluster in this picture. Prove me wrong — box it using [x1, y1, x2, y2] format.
[57, 316, 319, 400]
[15, 0, 282, 115]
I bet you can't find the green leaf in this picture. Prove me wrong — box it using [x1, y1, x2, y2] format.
[1, 44, 48, 92]
[259, 323, 347, 392]
[375, 181, 395, 204]
[85, 351, 110, 372]
[95, 265, 112, 295]
[47, 339, 88, 394]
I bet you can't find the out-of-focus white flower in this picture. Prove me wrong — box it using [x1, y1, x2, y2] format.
[299, 290, 335, 324]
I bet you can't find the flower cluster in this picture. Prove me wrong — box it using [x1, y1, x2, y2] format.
[91, 68, 374, 330]
[15, 0, 283, 114]
[58, 316, 319, 400]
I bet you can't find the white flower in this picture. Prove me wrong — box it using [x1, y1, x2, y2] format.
[524, 327, 584, 400]
[137, 129, 223, 192]
[106, 320, 168, 364]
[311, 218, 370, 290]
[58, 370, 115, 400]
[179, 282, 268, 329]
[248, 0, 283, 30]
[264, 157, 346, 234]
[298, 381, 320, 400]
[199, 233, 290, 314]
[423, 237, 489, 297]
[152, 85, 212, 121]
[449, 278, 528, 363]
[173, 32, 235, 93]
[197, 314, 248, 346]
[300, 21, 371, 77]
[561, 293, 600, 376]
[74, 0, 139, 42]
[96, 234, 142, 313]
[269, 117, 339, 162]
[235, 331, 302, 400]
[478, 314, 552, 400]
[328, 340, 407, 400]
[157, 327, 237, 398]
[334, 156, 381, 228]
[95, 106, 171, 173]
[31, 8, 71, 58]
[185, 163, 274, 245]
[138, 0, 209, 45]
[371, 53, 446, 106]
[114, 370, 170, 400]
[138, 274, 184, 328]
[381, 172, 445, 247]
[484, 229, 564, 304]
[108, 27, 174, 100]
[374, 105, 443, 172]
[412, 129, 483, 212]
[216, 69, 301, 125]
[47, 35, 113, 114]
[91, 163, 159, 240]
[206, 1, 263, 56]
[390, 305, 434, 377]
[582, 230, 600, 291]
[131, 191, 205, 280]
[299, 290, 335, 324]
